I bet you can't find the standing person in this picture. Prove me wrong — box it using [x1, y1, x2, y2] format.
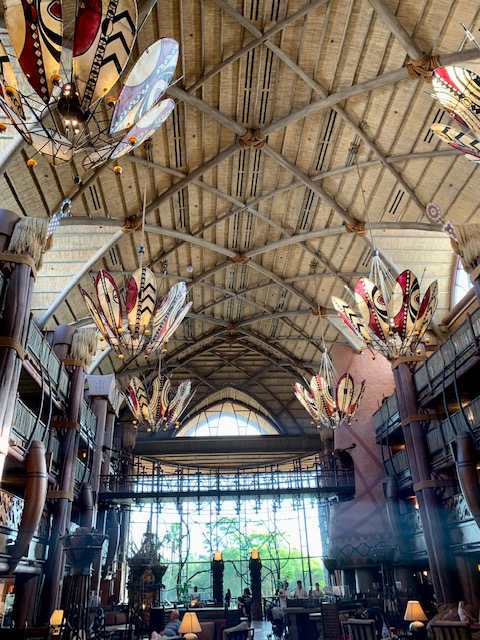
[311, 583, 323, 598]
[225, 588, 232, 609]
[294, 580, 308, 599]
[278, 581, 291, 610]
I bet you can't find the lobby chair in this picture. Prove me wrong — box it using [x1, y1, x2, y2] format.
[429, 621, 473, 640]
[321, 602, 343, 640]
[223, 630, 249, 640]
[346, 619, 378, 640]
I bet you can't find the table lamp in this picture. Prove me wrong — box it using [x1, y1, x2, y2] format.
[178, 611, 202, 640]
[404, 600, 428, 640]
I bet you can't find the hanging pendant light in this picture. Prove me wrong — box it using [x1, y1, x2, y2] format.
[81, 154, 192, 359]
[332, 266, 437, 360]
[125, 367, 195, 432]
[429, 60, 480, 163]
[0, 0, 179, 171]
[294, 277, 365, 430]
[81, 270, 192, 359]
[332, 150, 438, 361]
[294, 348, 366, 430]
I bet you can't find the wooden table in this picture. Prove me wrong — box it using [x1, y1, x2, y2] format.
[286, 607, 322, 640]
[309, 612, 323, 640]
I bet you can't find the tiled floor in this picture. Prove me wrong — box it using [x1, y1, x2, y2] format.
[251, 619, 276, 639]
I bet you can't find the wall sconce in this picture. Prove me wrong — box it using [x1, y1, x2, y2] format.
[50, 609, 64, 636]
[250, 549, 259, 560]
[213, 550, 222, 561]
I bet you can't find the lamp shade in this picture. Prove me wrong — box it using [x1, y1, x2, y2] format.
[404, 601, 427, 622]
[250, 549, 259, 560]
[50, 609, 64, 626]
[213, 550, 222, 561]
[179, 612, 202, 634]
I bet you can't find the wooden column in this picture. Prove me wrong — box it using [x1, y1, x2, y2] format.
[40, 327, 87, 620]
[0, 210, 50, 480]
[393, 362, 457, 603]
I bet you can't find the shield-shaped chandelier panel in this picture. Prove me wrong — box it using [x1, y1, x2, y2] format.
[294, 370, 366, 430]
[0, 0, 179, 169]
[332, 270, 438, 361]
[430, 64, 480, 163]
[81, 268, 192, 359]
[126, 375, 195, 431]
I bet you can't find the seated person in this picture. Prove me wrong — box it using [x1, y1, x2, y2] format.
[157, 609, 181, 638]
[237, 588, 252, 621]
[311, 583, 323, 598]
[190, 586, 202, 605]
[354, 604, 367, 619]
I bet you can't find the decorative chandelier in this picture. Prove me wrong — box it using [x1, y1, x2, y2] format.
[429, 63, 480, 163]
[125, 372, 195, 432]
[0, 0, 178, 170]
[294, 348, 365, 430]
[81, 268, 192, 359]
[332, 263, 438, 361]
[332, 148, 438, 362]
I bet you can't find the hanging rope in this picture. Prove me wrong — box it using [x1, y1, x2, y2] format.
[351, 144, 376, 251]
[138, 153, 150, 271]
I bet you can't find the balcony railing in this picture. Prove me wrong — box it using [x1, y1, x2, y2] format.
[373, 394, 400, 438]
[26, 320, 70, 399]
[12, 399, 48, 450]
[99, 457, 356, 503]
[80, 399, 97, 442]
[414, 307, 480, 401]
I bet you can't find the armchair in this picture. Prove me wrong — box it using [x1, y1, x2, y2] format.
[429, 621, 473, 640]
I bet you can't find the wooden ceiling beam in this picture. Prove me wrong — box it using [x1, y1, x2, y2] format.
[366, 0, 423, 59]
[263, 47, 480, 135]
[217, 0, 425, 213]
[188, 0, 329, 94]
[210, 351, 305, 434]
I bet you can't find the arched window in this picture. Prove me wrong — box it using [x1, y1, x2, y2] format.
[177, 400, 279, 437]
[452, 257, 472, 307]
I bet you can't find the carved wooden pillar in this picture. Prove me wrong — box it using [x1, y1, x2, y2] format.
[0, 210, 51, 480]
[41, 326, 96, 620]
[393, 362, 457, 603]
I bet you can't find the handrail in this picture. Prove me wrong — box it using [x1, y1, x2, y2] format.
[99, 461, 355, 502]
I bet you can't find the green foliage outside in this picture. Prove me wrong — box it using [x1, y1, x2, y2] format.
[148, 515, 326, 603]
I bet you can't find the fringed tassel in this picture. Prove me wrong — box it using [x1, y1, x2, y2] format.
[454, 223, 480, 272]
[71, 328, 98, 367]
[7, 218, 52, 271]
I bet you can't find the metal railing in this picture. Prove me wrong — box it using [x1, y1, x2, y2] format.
[100, 459, 355, 502]
[414, 307, 480, 400]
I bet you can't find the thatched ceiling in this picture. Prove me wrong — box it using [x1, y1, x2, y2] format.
[1, 0, 479, 438]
